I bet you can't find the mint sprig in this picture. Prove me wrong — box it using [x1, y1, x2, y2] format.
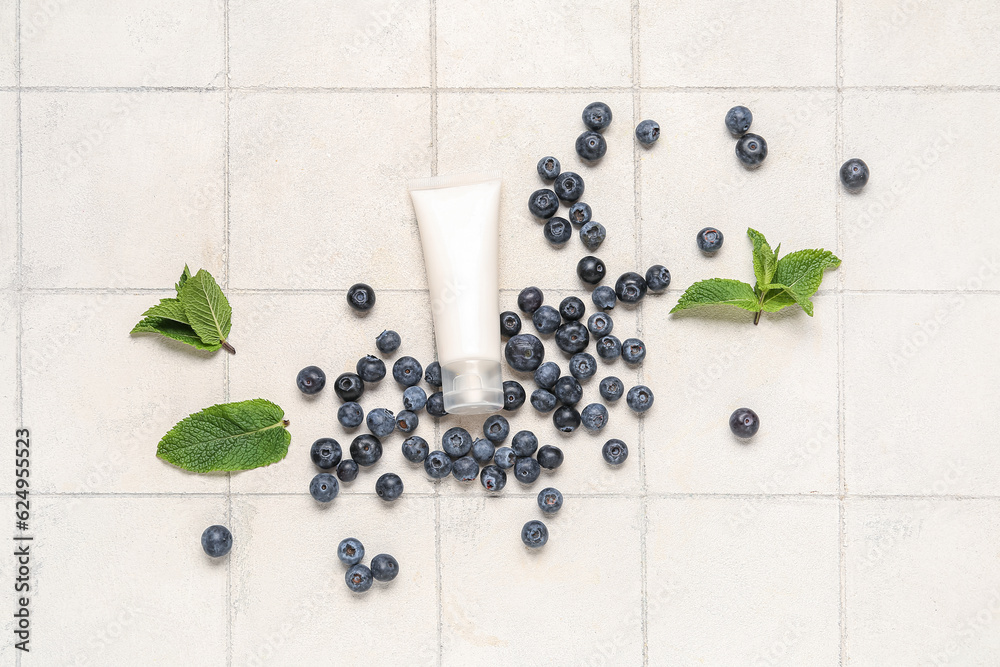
[671, 228, 840, 324]
[131, 265, 235, 353]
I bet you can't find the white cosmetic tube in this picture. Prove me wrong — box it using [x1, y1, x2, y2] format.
[408, 171, 504, 415]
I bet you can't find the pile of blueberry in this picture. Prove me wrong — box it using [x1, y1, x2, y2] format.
[338, 537, 398, 593]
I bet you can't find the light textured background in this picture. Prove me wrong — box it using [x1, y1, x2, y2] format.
[2, 0, 1000, 665]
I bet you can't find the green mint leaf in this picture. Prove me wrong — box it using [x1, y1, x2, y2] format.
[747, 228, 778, 288]
[670, 278, 760, 313]
[139, 297, 189, 324]
[764, 283, 814, 315]
[157, 399, 291, 473]
[759, 288, 798, 313]
[175, 264, 192, 295]
[131, 316, 222, 350]
[768, 248, 841, 315]
[179, 269, 234, 353]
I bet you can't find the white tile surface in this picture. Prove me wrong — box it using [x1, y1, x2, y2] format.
[0, 90, 15, 289]
[0, 0, 14, 87]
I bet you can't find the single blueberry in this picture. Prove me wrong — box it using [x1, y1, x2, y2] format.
[528, 188, 559, 219]
[392, 356, 423, 387]
[356, 355, 386, 383]
[480, 464, 507, 492]
[442, 426, 473, 458]
[592, 285, 617, 310]
[645, 265, 671, 292]
[553, 172, 584, 203]
[602, 439, 628, 465]
[621, 338, 646, 365]
[366, 407, 396, 438]
[503, 380, 526, 411]
[471, 438, 495, 465]
[569, 352, 597, 380]
[337, 459, 359, 482]
[310, 437, 342, 470]
[375, 472, 404, 501]
[580, 403, 609, 431]
[395, 410, 418, 433]
[735, 133, 767, 169]
[494, 446, 517, 469]
[554, 321, 590, 354]
[521, 520, 549, 548]
[511, 430, 539, 457]
[599, 376, 624, 402]
[530, 388, 558, 413]
[426, 391, 448, 417]
[500, 310, 523, 338]
[347, 283, 375, 312]
[201, 525, 233, 558]
[615, 272, 648, 304]
[310, 473, 339, 503]
[568, 201, 592, 227]
[840, 158, 869, 191]
[537, 156, 561, 181]
[579, 221, 607, 250]
[515, 457, 541, 484]
[424, 361, 442, 387]
[534, 361, 561, 389]
[338, 402, 364, 429]
[371, 554, 399, 582]
[452, 456, 480, 482]
[532, 305, 561, 335]
[424, 450, 453, 478]
[582, 102, 612, 132]
[553, 405, 581, 433]
[587, 312, 613, 338]
[537, 487, 563, 513]
[552, 376, 583, 406]
[635, 119, 660, 145]
[577, 255, 606, 285]
[596, 335, 622, 360]
[403, 385, 428, 412]
[337, 537, 365, 566]
[517, 286, 544, 314]
[334, 372, 365, 402]
[537, 445, 564, 470]
[483, 414, 511, 444]
[696, 227, 724, 253]
[544, 217, 573, 245]
[725, 105, 753, 136]
[505, 334, 545, 372]
[559, 296, 586, 321]
[375, 329, 401, 353]
[576, 131, 607, 161]
[296, 366, 326, 395]
[345, 564, 373, 593]
[350, 434, 383, 466]
[730, 407, 760, 438]
[626, 385, 654, 413]
[401, 435, 430, 463]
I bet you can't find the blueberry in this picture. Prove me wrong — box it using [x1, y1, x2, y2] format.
[579, 221, 607, 251]
[480, 464, 507, 492]
[201, 525, 233, 558]
[424, 450, 453, 478]
[375, 472, 404, 501]
[403, 385, 428, 412]
[569, 352, 597, 380]
[602, 439, 628, 465]
[599, 376, 624, 402]
[534, 361, 561, 389]
[505, 333, 545, 372]
[500, 310, 523, 338]
[345, 563, 373, 593]
[568, 201, 592, 227]
[517, 286, 544, 314]
[552, 405, 581, 433]
[310, 473, 339, 502]
[840, 158, 869, 191]
[296, 366, 326, 395]
[424, 361, 442, 387]
[371, 554, 399, 582]
[537, 487, 563, 513]
[592, 285, 617, 310]
[543, 217, 573, 245]
[515, 457, 541, 484]
[471, 438, 495, 465]
[576, 131, 607, 161]
[537, 156, 561, 181]
[392, 356, 423, 387]
[626, 385, 654, 413]
[553, 172, 584, 203]
[555, 321, 590, 354]
[521, 520, 548, 548]
[645, 265, 671, 292]
[337, 537, 365, 565]
[537, 445, 564, 470]
[577, 255, 606, 284]
[511, 430, 539, 457]
[528, 188, 559, 219]
[735, 133, 767, 169]
[697, 227, 724, 253]
[596, 335, 621, 360]
[401, 435, 430, 463]
[615, 272, 647, 304]
[350, 434, 383, 466]
[337, 459, 359, 482]
[376, 329, 401, 353]
[587, 312, 613, 337]
[635, 119, 661, 145]
[725, 105, 752, 136]
[532, 305, 561, 335]
[580, 403, 609, 431]
[395, 410, 418, 433]
[442, 426, 473, 458]
[338, 402, 364, 429]
[582, 102, 612, 132]
[494, 446, 517, 469]
[426, 391, 448, 417]
[552, 376, 583, 406]
[356, 355, 386, 383]
[621, 338, 646, 365]
[310, 437, 342, 470]
[366, 407, 396, 438]
[334, 372, 365, 402]
[730, 407, 760, 438]
[530, 388, 558, 413]
[347, 283, 376, 312]
[559, 296, 586, 321]
[483, 415, 510, 444]
[503, 380, 526, 411]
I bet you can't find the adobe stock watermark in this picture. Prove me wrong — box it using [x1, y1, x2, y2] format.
[339, 1, 417, 58]
[877, 0, 934, 36]
[668, 7, 735, 71]
[927, 586, 1000, 666]
[751, 619, 808, 667]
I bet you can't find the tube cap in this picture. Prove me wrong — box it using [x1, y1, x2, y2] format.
[441, 359, 504, 415]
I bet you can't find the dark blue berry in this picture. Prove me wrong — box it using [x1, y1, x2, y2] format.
[697, 227, 724, 253]
[395, 410, 418, 433]
[345, 564, 373, 593]
[511, 430, 538, 457]
[580, 403, 609, 431]
[599, 376, 624, 402]
[626, 385, 654, 413]
[371, 554, 399, 582]
[587, 312, 613, 338]
[602, 439, 628, 465]
[568, 201, 592, 227]
[569, 352, 597, 380]
[582, 102, 612, 132]
[635, 119, 660, 145]
[544, 217, 572, 245]
[555, 321, 589, 354]
[537, 156, 561, 181]
[296, 366, 326, 395]
[392, 356, 423, 387]
[366, 407, 396, 438]
[500, 311, 522, 338]
[735, 133, 767, 168]
[553, 405, 581, 433]
[580, 221, 606, 250]
[576, 131, 607, 161]
[347, 283, 375, 312]
[537, 445, 563, 470]
[375, 329, 401, 353]
[840, 158, 869, 191]
[532, 305, 561, 335]
[592, 285, 617, 310]
[521, 520, 548, 548]
[621, 338, 646, 365]
[442, 426, 473, 458]
[528, 188, 559, 219]
[483, 415, 510, 444]
[505, 334, 545, 372]
[553, 172, 584, 203]
[201, 525, 233, 558]
[424, 361, 442, 386]
[515, 457, 541, 484]
[530, 388, 558, 413]
[471, 438, 495, 465]
[552, 376, 583, 406]
[375, 472, 404, 501]
[559, 296, 586, 321]
[596, 335, 621, 360]
[424, 450, 453, 478]
[537, 487, 563, 513]
[403, 385, 427, 412]
[452, 456, 479, 482]
[645, 265, 671, 292]
[480, 465, 507, 492]
[534, 361, 561, 389]
[310, 437, 342, 470]
[503, 380, 526, 411]
[517, 286, 544, 314]
[615, 272, 647, 304]
[577, 255, 606, 284]
[310, 473, 339, 502]
[426, 391, 448, 417]
[337, 459, 359, 482]
[338, 401, 364, 429]
[356, 355, 386, 383]
[725, 105, 752, 136]
[494, 446, 517, 469]
[350, 434, 383, 466]
[401, 435, 430, 463]
[730, 407, 760, 438]
[337, 537, 365, 565]
[334, 372, 365, 401]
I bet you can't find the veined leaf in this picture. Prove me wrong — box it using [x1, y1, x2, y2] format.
[747, 228, 778, 288]
[175, 264, 192, 295]
[139, 297, 189, 325]
[131, 317, 222, 350]
[670, 278, 759, 313]
[180, 269, 233, 352]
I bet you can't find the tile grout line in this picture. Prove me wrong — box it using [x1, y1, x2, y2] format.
[24, 491, 1000, 500]
[14, 0, 22, 664]
[835, 1, 847, 664]
[430, 4, 442, 665]
[223, 2, 233, 665]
